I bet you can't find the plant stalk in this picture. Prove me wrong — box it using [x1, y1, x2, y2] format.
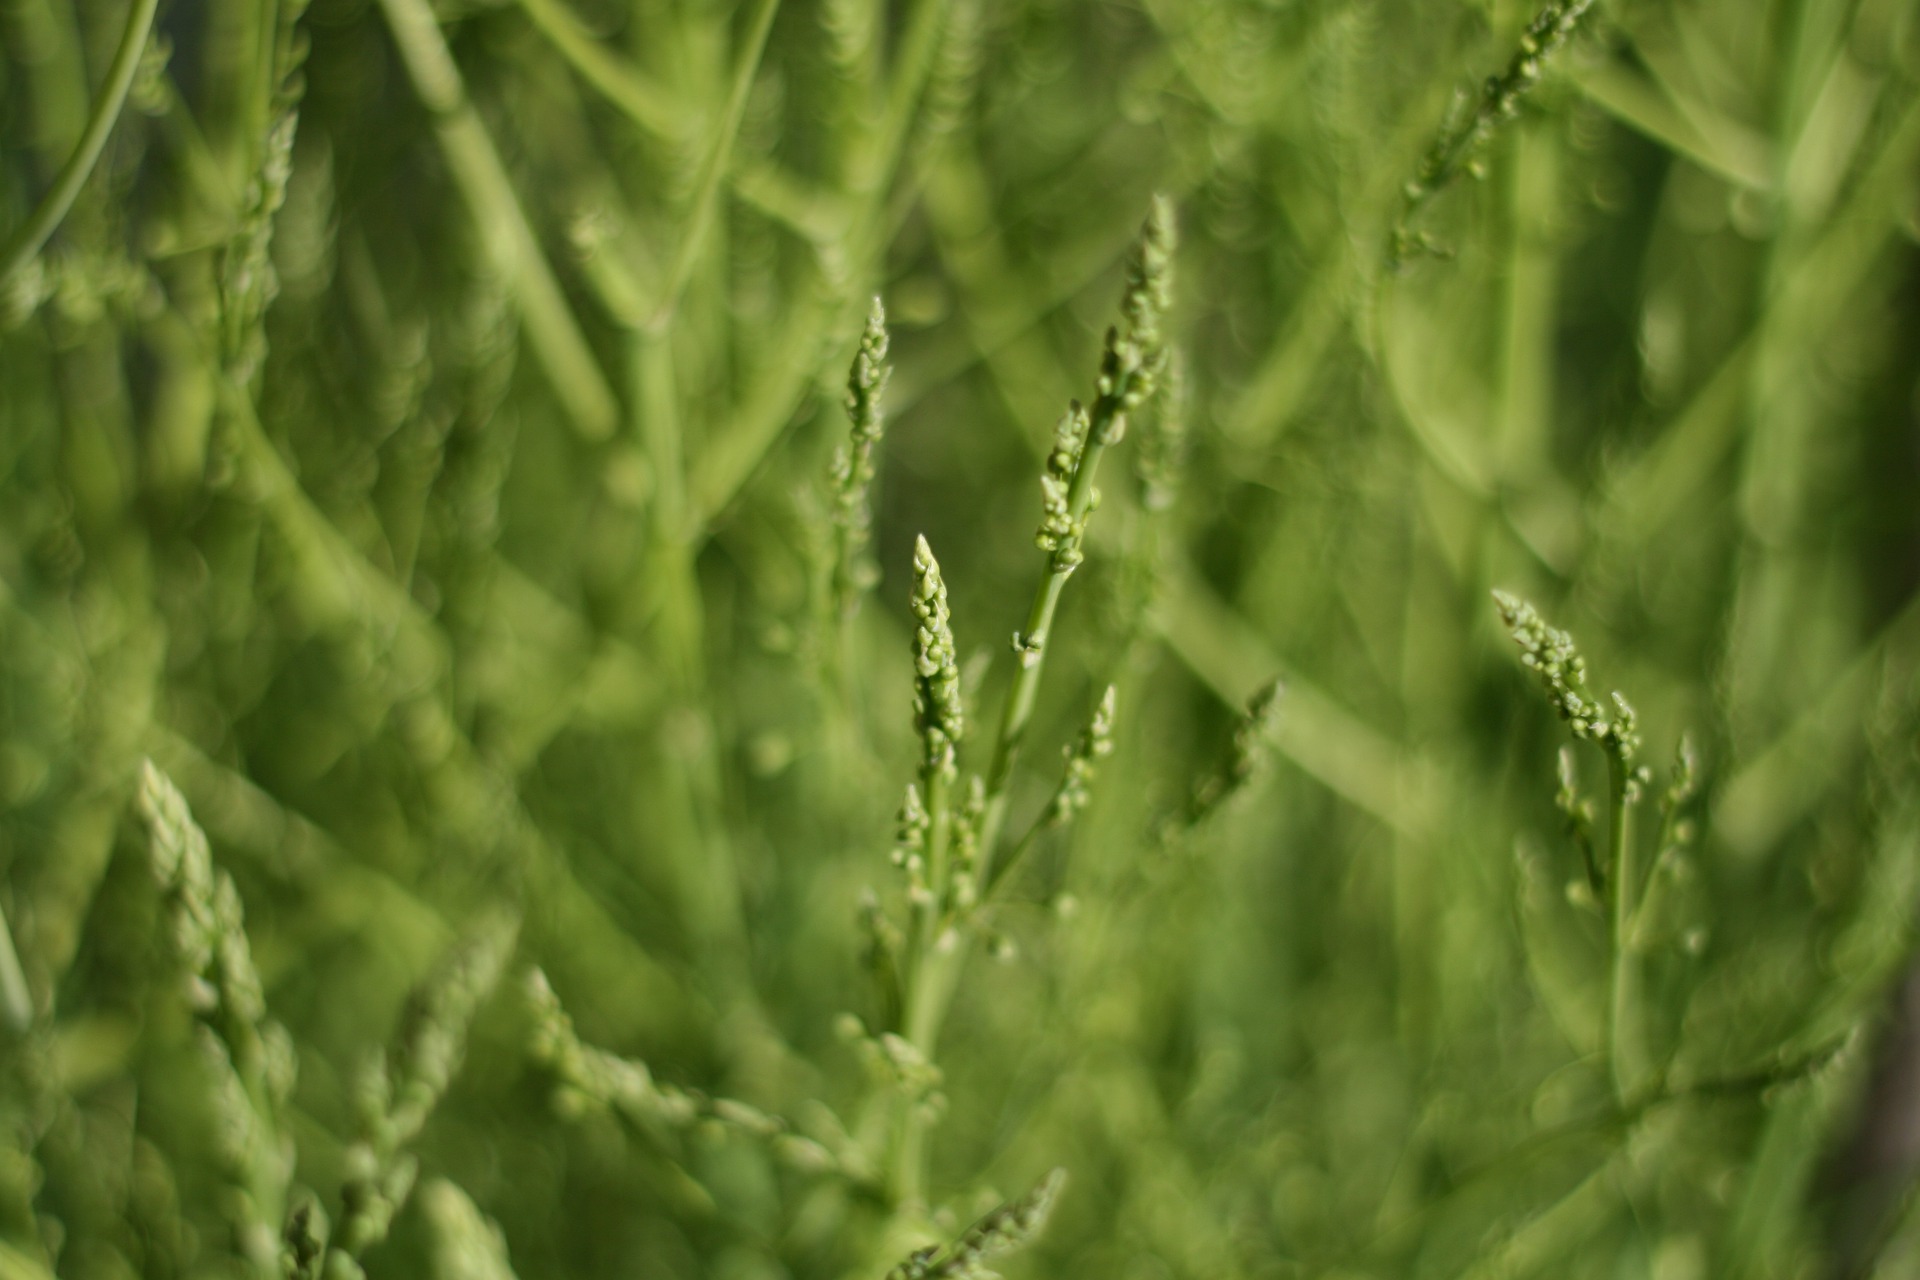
[1606, 755, 1644, 1104]
[376, 0, 619, 441]
[0, 0, 161, 290]
[515, 0, 684, 141]
[886, 400, 1126, 1212]
[645, 0, 783, 333]
[974, 419, 1119, 880]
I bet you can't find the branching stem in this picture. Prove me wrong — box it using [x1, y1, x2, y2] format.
[976, 422, 1117, 879]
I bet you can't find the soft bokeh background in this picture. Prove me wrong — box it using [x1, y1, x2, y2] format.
[3, 0, 1919, 1277]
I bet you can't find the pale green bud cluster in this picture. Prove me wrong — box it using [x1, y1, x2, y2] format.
[1189, 678, 1285, 822]
[1030, 201, 1175, 585]
[284, 1198, 329, 1280]
[886, 1168, 1067, 1280]
[526, 970, 858, 1179]
[136, 760, 297, 1101]
[271, 0, 315, 111]
[947, 776, 987, 908]
[896, 783, 931, 853]
[839, 1013, 946, 1105]
[1135, 351, 1188, 514]
[1035, 403, 1093, 564]
[1047, 686, 1117, 828]
[911, 535, 964, 774]
[1649, 737, 1703, 879]
[134, 760, 295, 1264]
[1228, 678, 1285, 789]
[842, 297, 890, 454]
[329, 1146, 412, 1280]
[527, 967, 693, 1126]
[830, 298, 891, 611]
[1628, 735, 1709, 951]
[1393, 0, 1596, 264]
[1493, 591, 1639, 768]
[1662, 734, 1700, 819]
[220, 0, 313, 379]
[1091, 196, 1176, 443]
[220, 113, 297, 348]
[1511, 0, 1594, 79]
[380, 915, 516, 1142]
[199, 1021, 293, 1252]
[894, 783, 933, 903]
[327, 916, 517, 1276]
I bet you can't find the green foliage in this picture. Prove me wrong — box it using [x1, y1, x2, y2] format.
[3, 0, 1920, 1279]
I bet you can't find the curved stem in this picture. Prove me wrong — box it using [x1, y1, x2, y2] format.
[0, 0, 161, 289]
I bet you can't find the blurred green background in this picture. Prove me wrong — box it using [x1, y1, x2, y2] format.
[3, 0, 1920, 1277]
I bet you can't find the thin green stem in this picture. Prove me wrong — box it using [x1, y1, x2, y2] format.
[1605, 756, 1643, 1104]
[923, 772, 954, 922]
[985, 810, 1049, 902]
[646, 0, 782, 333]
[856, 0, 952, 198]
[687, 0, 953, 526]
[0, 0, 160, 289]
[630, 328, 758, 1004]
[244, 0, 281, 172]
[890, 763, 950, 1209]
[376, 0, 619, 441]
[637, 330, 687, 545]
[975, 421, 1117, 882]
[515, 0, 686, 142]
[894, 753, 954, 1039]
[823, 0, 882, 187]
